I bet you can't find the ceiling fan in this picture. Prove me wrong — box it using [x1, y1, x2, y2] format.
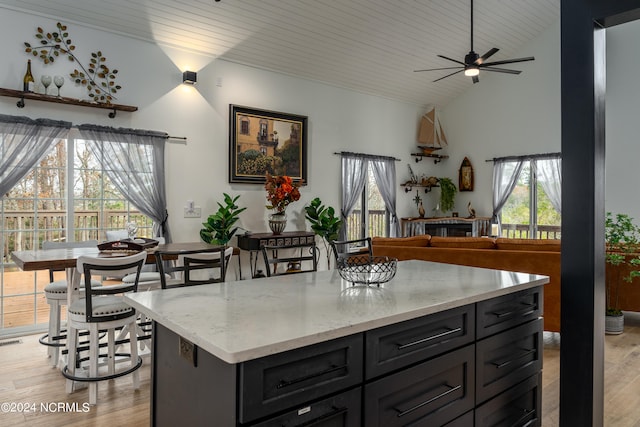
[414, 0, 534, 84]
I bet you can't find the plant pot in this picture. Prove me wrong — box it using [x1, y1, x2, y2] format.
[268, 212, 287, 235]
[605, 312, 624, 335]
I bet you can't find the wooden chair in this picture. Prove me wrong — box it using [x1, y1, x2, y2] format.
[330, 237, 373, 264]
[154, 246, 232, 289]
[62, 250, 146, 405]
[261, 242, 319, 277]
[40, 239, 100, 367]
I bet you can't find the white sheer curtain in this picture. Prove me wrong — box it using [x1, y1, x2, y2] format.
[538, 157, 562, 214]
[370, 157, 400, 237]
[492, 159, 525, 231]
[339, 153, 368, 241]
[78, 125, 171, 242]
[0, 114, 71, 196]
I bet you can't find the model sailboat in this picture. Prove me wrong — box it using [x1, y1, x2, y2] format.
[417, 107, 448, 154]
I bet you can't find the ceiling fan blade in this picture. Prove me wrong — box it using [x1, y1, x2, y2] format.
[472, 75, 479, 84]
[414, 66, 463, 72]
[481, 56, 535, 67]
[433, 69, 464, 83]
[437, 54, 466, 66]
[476, 48, 499, 65]
[482, 67, 521, 74]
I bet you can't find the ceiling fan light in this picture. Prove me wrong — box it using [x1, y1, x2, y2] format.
[464, 67, 479, 77]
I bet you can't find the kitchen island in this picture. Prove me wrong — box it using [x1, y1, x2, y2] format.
[125, 259, 548, 426]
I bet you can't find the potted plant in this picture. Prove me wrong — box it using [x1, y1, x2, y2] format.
[605, 212, 640, 334]
[304, 197, 343, 269]
[200, 193, 247, 246]
[438, 177, 457, 214]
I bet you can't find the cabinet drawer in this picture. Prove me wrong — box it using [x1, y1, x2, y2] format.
[364, 345, 475, 427]
[239, 334, 363, 424]
[475, 374, 541, 427]
[365, 304, 475, 379]
[250, 387, 361, 427]
[476, 318, 542, 404]
[477, 287, 542, 339]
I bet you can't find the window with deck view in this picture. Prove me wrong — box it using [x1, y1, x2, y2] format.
[497, 155, 561, 239]
[0, 136, 152, 335]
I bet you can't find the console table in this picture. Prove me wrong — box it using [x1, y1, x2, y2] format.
[236, 231, 316, 278]
[401, 216, 491, 237]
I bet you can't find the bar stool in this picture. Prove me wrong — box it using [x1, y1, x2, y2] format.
[62, 251, 146, 405]
[39, 240, 100, 368]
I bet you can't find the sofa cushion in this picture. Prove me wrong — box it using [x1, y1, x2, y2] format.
[430, 236, 496, 249]
[496, 238, 561, 252]
[371, 235, 431, 247]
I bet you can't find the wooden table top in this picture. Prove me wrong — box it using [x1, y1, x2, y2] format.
[11, 241, 218, 272]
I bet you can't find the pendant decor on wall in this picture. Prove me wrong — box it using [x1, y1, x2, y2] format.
[459, 157, 474, 191]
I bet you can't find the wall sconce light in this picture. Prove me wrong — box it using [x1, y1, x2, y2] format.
[182, 71, 197, 85]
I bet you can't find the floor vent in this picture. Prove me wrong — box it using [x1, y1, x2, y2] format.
[0, 339, 22, 347]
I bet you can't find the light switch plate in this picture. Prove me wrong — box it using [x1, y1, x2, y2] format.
[184, 207, 201, 218]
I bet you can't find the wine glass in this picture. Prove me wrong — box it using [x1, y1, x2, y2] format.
[126, 222, 138, 240]
[53, 75, 64, 97]
[40, 75, 52, 95]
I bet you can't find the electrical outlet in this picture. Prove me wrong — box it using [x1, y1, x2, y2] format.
[179, 336, 197, 367]
[184, 207, 201, 218]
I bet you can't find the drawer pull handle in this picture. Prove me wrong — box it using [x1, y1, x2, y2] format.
[510, 409, 537, 427]
[276, 364, 347, 389]
[492, 348, 536, 369]
[394, 384, 461, 417]
[397, 327, 462, 350]
[490, 302, 536, 318]
[295, 406, 348, 427]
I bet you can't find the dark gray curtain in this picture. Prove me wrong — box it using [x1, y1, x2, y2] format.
[370, 157, 400, 237]
[0, 114, 71, 196]
[339, 153, 368, 241]
[77, 124, 171, 242]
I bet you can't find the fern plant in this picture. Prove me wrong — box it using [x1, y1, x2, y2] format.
[438, 177, 457, 213]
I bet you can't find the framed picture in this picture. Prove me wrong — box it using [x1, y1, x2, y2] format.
[229, 104, 308, 184]
[459, 156, 474, 191]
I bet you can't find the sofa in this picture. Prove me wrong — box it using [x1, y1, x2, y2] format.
[372, 235, 561, 332]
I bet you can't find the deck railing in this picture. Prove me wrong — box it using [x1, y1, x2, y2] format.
[2, 210, 152, 263]
[500, 223, 561, 240]
[346, 209, 388, 239]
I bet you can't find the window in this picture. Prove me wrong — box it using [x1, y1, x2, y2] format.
[341, 153, 399, 241]
[0, 135, 152, 334]
[347, 167, 389, 239]
[498, 156, 561, 239]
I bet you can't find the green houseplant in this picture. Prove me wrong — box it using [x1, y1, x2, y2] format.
[304, 197, 343, 269]
[605, 212, 640, 333]
[200, 193, 247, 246]
[438, 177, 457, 213]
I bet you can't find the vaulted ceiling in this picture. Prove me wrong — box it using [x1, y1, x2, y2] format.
[0, 0, 560, 107]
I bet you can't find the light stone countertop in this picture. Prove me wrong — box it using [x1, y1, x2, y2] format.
[124, 260, 548, 364]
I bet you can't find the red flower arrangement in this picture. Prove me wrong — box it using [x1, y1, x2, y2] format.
[265, 172, 301, 213]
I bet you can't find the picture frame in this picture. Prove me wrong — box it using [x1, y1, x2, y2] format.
[229, 104, 308, 184]
[459, 156, 474, 191]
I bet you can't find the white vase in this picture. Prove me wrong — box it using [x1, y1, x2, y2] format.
[605, 313, 624, 335]
[268, 211, 287, 235]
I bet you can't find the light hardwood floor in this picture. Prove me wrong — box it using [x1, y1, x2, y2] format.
[2, 315, 640, 427]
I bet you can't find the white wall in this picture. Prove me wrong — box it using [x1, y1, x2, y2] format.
[605, 20, 640, 222]
[441, 20, 561, 218]
[0, 8, 425, 269]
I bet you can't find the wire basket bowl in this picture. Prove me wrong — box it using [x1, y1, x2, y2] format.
[336, 255, 398, 286]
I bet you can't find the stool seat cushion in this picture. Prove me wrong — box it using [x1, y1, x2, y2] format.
[44, 279, 102, 294]
[122, 272, 170, 283]
[68, 296, 134, 318]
